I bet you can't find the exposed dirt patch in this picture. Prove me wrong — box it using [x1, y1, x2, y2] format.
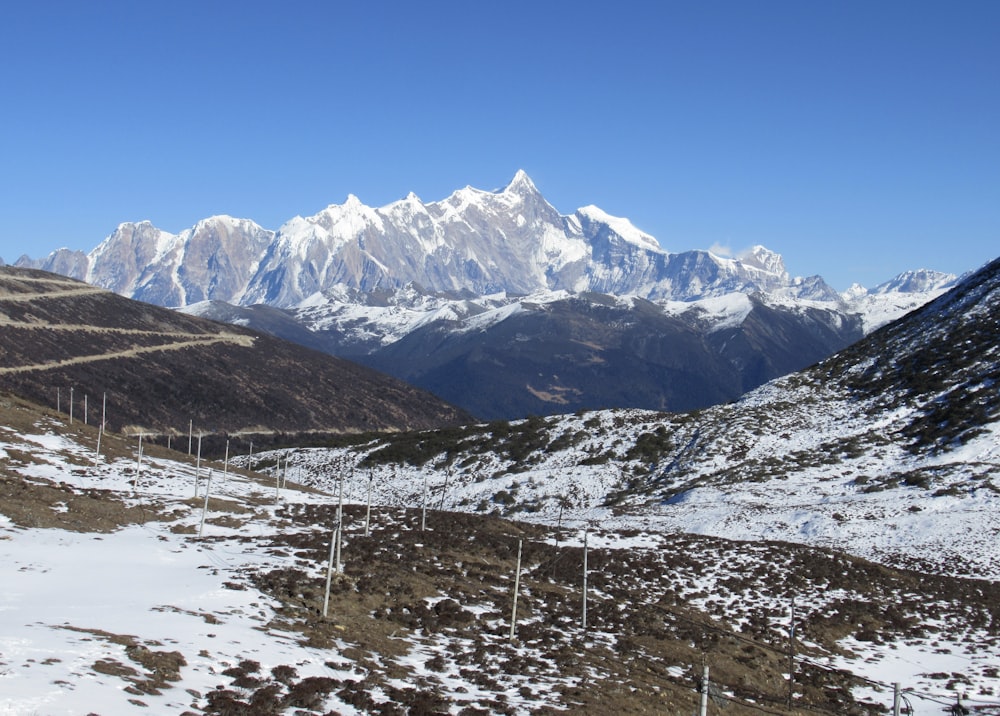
[59, 626, 187, 695]
[0, 474, 166, 531]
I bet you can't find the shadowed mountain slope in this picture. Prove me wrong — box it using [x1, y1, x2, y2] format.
[363, 292, 864, 419]
[0, 267, 471, 439]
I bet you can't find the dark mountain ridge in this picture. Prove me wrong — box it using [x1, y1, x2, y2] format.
[0, 267, 471, 443]
[825, 254, 1000, 453]
[362, 292, 865, 419]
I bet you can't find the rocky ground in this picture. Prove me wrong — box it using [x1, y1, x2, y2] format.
[3, 396, 1000, 714]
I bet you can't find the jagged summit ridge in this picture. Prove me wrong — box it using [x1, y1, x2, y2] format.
[501, 168, 539, 195]
[21, 171, 842, 309]
[872, 268, 957, 294]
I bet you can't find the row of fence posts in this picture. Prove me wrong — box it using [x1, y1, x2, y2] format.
[54, 388, 347, 568]
[53, 388, 223, 539]
[55, 388, 106, 463]
[51, 393, 941, 715]
[120, 436, 948, 716]
[311, 465, 595, 638]
[164, 444, 977, 715]
[57, 388, 111, 432]
[64, 401, 784, 716]
[309, 481, 923, 716]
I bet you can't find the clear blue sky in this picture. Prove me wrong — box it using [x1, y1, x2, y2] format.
[1, 1, 997, 291]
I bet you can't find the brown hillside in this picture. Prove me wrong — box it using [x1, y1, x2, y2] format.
[0, 267, 472, 443]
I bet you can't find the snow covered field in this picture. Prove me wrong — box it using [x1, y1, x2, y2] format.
[2, 399, 999, 714]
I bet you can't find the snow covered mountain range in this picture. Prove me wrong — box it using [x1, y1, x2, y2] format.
[17, 170, 955, 311]
[1, 256, 999, 714]
[16, 171, 960, 418]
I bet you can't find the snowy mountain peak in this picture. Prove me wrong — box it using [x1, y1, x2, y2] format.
[197, 214, 236, 225]
[315, 194, 367, 217]
[842, 283, 868, 301]
[839, 268, 959, 333]
[112, 219, 155, 233]
[502, 169, 539, 196]
[192, 214, 264, 234]
[872, 268, 956, 295]
[576, 205, 661, 251]
[737, 245, 788, 278]
[384, 192, 427, 216]
[311, 194, 385, 234]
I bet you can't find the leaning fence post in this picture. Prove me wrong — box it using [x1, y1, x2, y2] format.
[509, 538, 523, 641]
[582, 528, 589, 631]
[199, 469, 213, 538]
[323, 523, 339, 618]
[194, 433, 203, 498]
[421, 471, 428, 531]
[438, 467, 451, 510]
[94, 423, 103, 466]
[132, 433, 143, 493]
[699, 663, 709, 716]
[335, 475, 345, 573]
[274, 460, 281, 506]
[364, 470, 373, 537]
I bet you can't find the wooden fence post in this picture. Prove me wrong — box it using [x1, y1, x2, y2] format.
[132, 434, 143, 493]
[199, 470, 213, 538]
[788, 598, 796, 708]
[509, 539, 523, 641]
[194, 433, 202, 498]
[323, 523, 338, 618]
[335, 475, 345, 573]
[699, 663, 709, 716]
[582, 529, 589, 631]
[421, 471, 428, 531]
[365, 470, 373, 537]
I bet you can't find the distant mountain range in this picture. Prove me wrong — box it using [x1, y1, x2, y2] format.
[16, 171, 960, 419]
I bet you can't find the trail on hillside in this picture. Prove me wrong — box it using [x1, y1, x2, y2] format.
[0, 285, 109, 302]
[0, 281, 108, 301]
[0, 278, 256, 374]
[0, 332, 255, 374]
